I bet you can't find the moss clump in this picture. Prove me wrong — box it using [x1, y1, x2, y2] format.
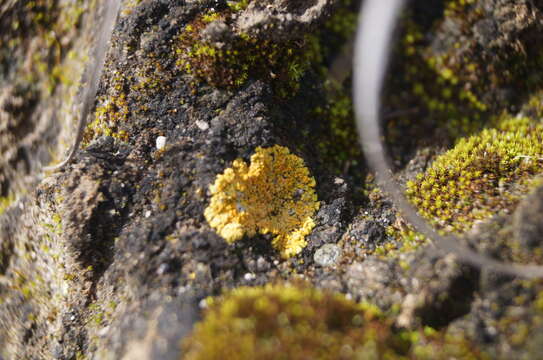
[226, 0, 250, 13]
[443, 0, 476, 17]
[381, 225, 428, 258]
[386, 1, 543, 161]
[175, 3, 321, 93]
[204, 145, 319, 258]
[313, 91, 363, 177]
[182, 283, 485, 360]
[83, 73, 130, 145]
[434, 1, 543, 105]
[304, 0, 363, 178]
[0, 195, 15, 216]
[83, 39, 175, 145]
[385, 17, 490, 149]
[0, 0, 88, 94]
[406, 116, 543, 232]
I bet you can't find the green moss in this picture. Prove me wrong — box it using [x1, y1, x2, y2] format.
[324, 2, 357, 37]
[392, 0, 543, 142]
[174, 0, 327, 94]
[386, 1, 543, 160]
[378, 225, 428, 258]
[1, 0, 88, 95]
[40, 212, 63, 235]
[406, 116, 543, 232]
[313, 92, 362, 176]
[182, 283, 485, 360]
[176, 15, 320, 94]
[0, 195, 15, 216]
[385, 18, 490, 147]
[83, 50, 171, 145]
[535, 291, 543, 314]
[175, 0, 357, 95]
[87, 300, 117, 328]
[303, 1, 362, 177]
[226, 0, 250, 13]
[83, 74, 130, 145]
[442, 0, 477, 18]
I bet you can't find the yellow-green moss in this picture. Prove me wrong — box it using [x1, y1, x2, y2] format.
[0, 195, 15, 216]
[182, 283, 486, 360]
[443, 0, 477, 18]
[406, 116, 543, 232]
[83, 49, 172, 145]
[226, 0, 250, 13]
[314, 93, 362, 173]
[304, 1, 361, 176]
[83, 73, 130, 145]
[379, 225, 428, 258]
[386, 18, 489, 144]
[204, 145, 319, 258]
[1, 0, 89, 95]
[175, 4, 321, 93]
[393, 0, 543, 143]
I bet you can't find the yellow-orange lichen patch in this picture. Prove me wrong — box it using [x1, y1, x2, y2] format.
[204, 145, 320, 258]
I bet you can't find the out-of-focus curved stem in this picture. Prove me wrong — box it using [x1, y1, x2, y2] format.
[44, 0, 122, 172]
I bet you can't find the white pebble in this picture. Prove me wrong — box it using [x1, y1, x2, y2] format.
[98, 326, 110, 337]
[195, 120, 209, 131]
[156, 136, 167, 150]
[244, 273, 256, 281]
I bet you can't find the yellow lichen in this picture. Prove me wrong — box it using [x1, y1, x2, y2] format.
[204, 145, 319, 258]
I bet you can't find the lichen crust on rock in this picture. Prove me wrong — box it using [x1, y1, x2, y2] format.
[204, 145, 320, 258]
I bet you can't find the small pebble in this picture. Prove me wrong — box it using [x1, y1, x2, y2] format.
[98, 326, 110, 337]
[314, 244, 342, 267]
[256, 256, 270, 272]
[156, 136, 167, 150]
[244, 273, 256, 281]
[195, 120, 209, 131]
[156, 263, 169, 275]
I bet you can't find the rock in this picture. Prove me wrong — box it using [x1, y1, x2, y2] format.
[313, 244, 341, 267]
[344, 258, 402, 310]
[513, 186, 543, 250]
